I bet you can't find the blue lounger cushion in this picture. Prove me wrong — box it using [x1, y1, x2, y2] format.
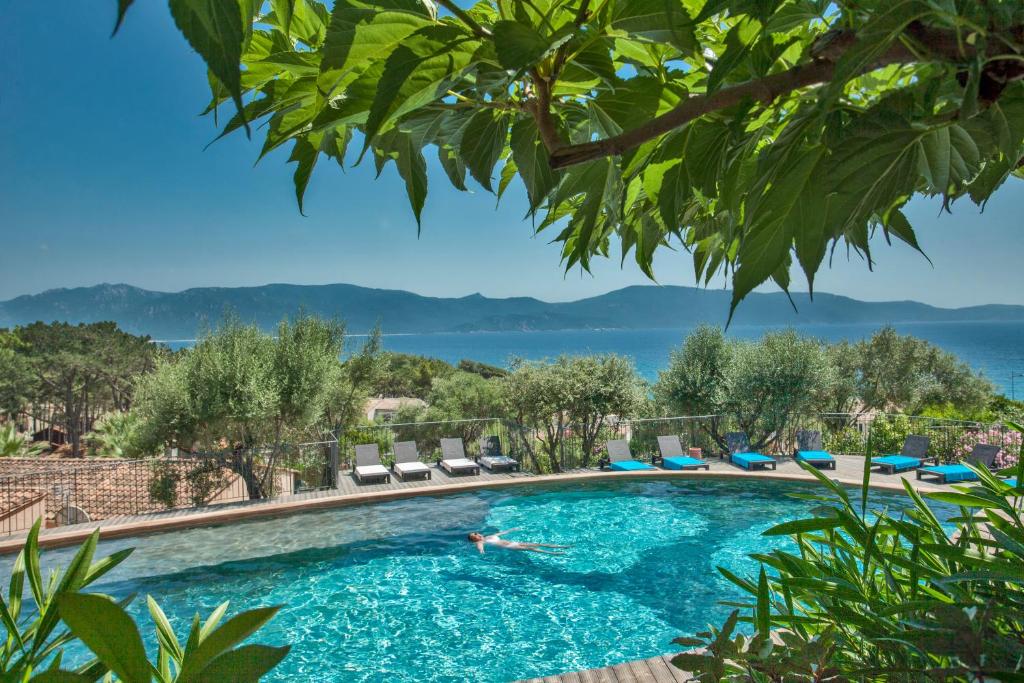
[1005, 477, 1018, 487]
[662, 456, 706, 470]
[610, 460, 656, 471]
[874, 455, 921, 471]
[796, 450, 834, 462]
[731, 452, 775, 469]
[920, 464, 977, 482]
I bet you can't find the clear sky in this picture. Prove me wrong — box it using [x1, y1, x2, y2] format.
[2, 3, 1022, 307]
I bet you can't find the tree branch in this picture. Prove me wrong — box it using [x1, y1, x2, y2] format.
[436, 0, 491, 39]
[547, 47, 914, 169]
[543, 22, 1020, 169]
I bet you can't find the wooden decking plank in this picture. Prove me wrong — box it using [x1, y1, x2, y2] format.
[624, 658, 658, 683]
[659, 655, 689, 683]
[610, 662, 633, 682]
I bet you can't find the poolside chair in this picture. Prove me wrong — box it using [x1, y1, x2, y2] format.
[476, 435, 520, 472]
[392, 441, 431, 481]
[655, 435, 709, 471]
[438, 438, 481, 476]
[353, 444, 391, 484]
[600, 439, 656, 471]
[917, 443, 1000, 484]
[793, 430, 836, 470]
[872, 435, 937, 475]
[725, 432, 777, 471]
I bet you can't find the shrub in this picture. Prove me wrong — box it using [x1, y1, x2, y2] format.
[675, 428, 1024, 680]
[865, 414, 912, 456]
[822, 426, 864, 456]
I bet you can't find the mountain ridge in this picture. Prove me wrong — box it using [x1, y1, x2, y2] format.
[1, 282, 1022, 339]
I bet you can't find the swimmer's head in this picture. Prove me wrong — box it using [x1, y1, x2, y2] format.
[467, 532, 483, 542]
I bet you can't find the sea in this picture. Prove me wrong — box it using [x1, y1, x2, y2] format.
[164, 321, 1024, 397]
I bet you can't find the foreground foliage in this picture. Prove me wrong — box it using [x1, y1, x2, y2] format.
[676, 424, 1024, 681]
[0, 520, 287, 682]
[112, 0, 1024, 313]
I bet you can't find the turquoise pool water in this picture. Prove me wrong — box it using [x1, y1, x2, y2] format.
[40, 479, 928, 681]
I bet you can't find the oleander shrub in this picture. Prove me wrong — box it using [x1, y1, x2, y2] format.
[675, 423, 1024, 681]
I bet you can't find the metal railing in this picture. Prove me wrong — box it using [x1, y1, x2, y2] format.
[2, 412, 1019, 536]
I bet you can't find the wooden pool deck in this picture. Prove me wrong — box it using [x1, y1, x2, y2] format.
[515, 654, 692, 683]
[0, 453, 948, 554]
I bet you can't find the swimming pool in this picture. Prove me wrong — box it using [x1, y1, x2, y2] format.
[34, 478, 929, 681]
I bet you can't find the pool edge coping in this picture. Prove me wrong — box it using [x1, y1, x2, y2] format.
[0, 467, 938, 555]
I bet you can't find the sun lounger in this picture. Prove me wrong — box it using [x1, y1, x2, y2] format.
[872, 435, 936, 474]
[601, 439, 656, 471]
[917, 443, 1000, 484]
[477, 435, 519, 472]
[353, 444, 391, 484]
[439, 438, 481, 476]
[725, 432, 777, 471]
[793, 430, 836, 470]
[392, 441, 431, 481]
[655, 435, 709, 470]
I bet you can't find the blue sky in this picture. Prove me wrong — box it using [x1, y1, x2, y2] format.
[1, 3, 1022, 307]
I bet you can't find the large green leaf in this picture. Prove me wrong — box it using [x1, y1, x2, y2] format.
[177, 606, 283, 681]
[610, 0, 697, 54]
[57, 594, 150, 683]
[374, 130, 429, 226]
[319, 0, 433, 89]
[459, 109, 510, 192]
[510, 117, 558, 211]
[169, 0, 247, 116]
[363, 25, 480, 148]
[492, 20, 552, 71]
[192, 644, 291, 683]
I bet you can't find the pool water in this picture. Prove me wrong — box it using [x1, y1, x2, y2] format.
[37, 479, 924, 681]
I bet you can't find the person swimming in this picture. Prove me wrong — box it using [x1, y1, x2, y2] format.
[467, 528, 570, 555]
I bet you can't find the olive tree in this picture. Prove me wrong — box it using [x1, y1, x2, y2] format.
[827, 327, 994, 415]
[113, 0, 1024, 314]
[502, 355, 646, 471]
[655, 326, 833, 450]
[132, 315, 347, 497]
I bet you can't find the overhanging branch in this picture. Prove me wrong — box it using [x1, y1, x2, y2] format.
[546, 47, 914, 169]
[534, 22, 1020, 169]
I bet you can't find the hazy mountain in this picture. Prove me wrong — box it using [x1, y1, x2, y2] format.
[1, 283, 1022, 339]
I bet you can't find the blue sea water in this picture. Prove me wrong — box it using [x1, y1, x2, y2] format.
[370, 322, 1024, 396]
[34, 479, 953, 682]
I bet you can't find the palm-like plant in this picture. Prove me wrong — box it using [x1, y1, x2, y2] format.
[0, 423, 46, 458]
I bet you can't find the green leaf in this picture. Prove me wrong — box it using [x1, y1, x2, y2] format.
[762, 516, 843, 536]
[169, 0, 248, 119]
[510, 117, 557, 210]
[148, 595, 184, 663]
[320, 0, 433, 88]
[611, 0, 697, 54]
[177, 606, 283, 681]
[58, 594, 150, 683]
[492, 21, 551, 71]
[192, 644, 291, 682]
[460, 109, 510, 192]
[916, 124, 982, 195]
[708, 17, 760, 92]
[731, 145, 825, 314]
[755, 566, 770, 637]
[29, 673, 94, 683]
[270, 0, 296, 37]
[374, 129, 429, 226]
[112, 0, 135, 35]
[363, 25, 479, 149]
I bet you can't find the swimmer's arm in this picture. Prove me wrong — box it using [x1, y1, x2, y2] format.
[475, 541, 485, 554]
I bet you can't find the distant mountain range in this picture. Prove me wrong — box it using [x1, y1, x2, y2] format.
[1, 283, 1023, 339]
